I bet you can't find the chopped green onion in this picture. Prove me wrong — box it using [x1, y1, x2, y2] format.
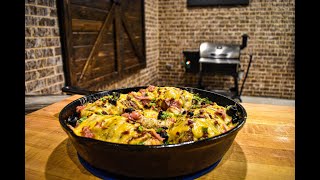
[78, 117, 87, 123]
[159, 111, 171, 120]
[138, 126, 144, 132]
[202, 127, 208, 134]
[193, 94, 202, 102]
[193, 94, 212, 105]
[149, 102, 156, 107]
[156, 127, 163, 133]
[191, 104, 201, 109]
[203, 97, 212, 104]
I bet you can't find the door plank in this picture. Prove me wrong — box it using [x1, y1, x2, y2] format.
[70, 4, 108, 21]
[57, 0, 75, 85]
[78, 3, 116, 83]
[114, 6, 122, 75]
[120, 10, 145, 63]
[71, 0, 112, 11]
[72, 19, 103, 32]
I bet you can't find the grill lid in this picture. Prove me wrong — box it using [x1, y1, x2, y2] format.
[199, 58, 240, 64]
[199, 43, 240, 59]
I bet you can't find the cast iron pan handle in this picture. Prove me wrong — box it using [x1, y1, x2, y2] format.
[61, 86, 99, 95]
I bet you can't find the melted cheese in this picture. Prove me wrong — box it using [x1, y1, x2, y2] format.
[192, 118, 217, 139]
[74, 115, 140, 144]
[158, 87, 181, 100]
[167, 118, 190, 144]
[181, 90, 193, 109]
[70, 86, 239, 145]
[143, 109, 158, 119]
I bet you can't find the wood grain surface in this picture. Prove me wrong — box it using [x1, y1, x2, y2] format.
[25, 95, 295, 180]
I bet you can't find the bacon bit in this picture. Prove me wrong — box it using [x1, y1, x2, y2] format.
[214, 120, 219, 125]
[162, 98, 182, 111]
[187, 119, 194, 127]
[121, 111, 141, 121]
[149, 131, 165, 141]
[101, 111, 108, 115]
[168, 118, 176, 123]
[221, 112, 226, 120]
[141, 99, 151, 106]
[170, 100, 182, 109]
[147, 85, 156, 92]
[81, 126, 95, 138]
[164, 98, 172, 107]
[94, 121, 102, 128]
[222, 124, 228, 132]
[139, 89, 146, 94]
[215, 109, 226, 120]
[198, 114, 206, 118]
[76, 105, 86, 113]
[132, 93, 151, 100]
[199, 109, 204, 114]
[67, 124, 74, 130]
[130, 111, 141, 120]
[122, 113, 130, 118]
[122, 130, 130, 135]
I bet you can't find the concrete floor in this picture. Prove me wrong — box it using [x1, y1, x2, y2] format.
[241, 96, 295, 107]
[25, 95, 71, 114]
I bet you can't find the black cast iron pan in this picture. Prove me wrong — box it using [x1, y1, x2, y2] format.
[59, 86, 247, 179]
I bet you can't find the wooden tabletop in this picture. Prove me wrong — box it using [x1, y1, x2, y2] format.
[25, 95, 295, 180]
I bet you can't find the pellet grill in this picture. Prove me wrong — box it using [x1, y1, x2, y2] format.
[183, 34, 253, 102]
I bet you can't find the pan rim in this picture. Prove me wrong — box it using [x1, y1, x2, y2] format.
[58, 86, 247, 149]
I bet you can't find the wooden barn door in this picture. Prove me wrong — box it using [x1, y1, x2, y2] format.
[57, 0, 145, 89]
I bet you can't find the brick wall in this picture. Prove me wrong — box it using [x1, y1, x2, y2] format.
[25, 0, 159, 94]
[158, 0, 295, 99]
[25, 0, 295, 99]
[25, 0, 65, 94]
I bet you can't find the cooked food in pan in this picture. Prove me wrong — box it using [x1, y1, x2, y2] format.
[67, 85, 240, 145]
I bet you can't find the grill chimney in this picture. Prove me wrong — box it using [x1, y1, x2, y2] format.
[240, 34, 249, 50]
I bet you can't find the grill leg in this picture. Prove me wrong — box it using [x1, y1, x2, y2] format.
[198, 62, 204, 89]
[232, 75, 241, 102]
